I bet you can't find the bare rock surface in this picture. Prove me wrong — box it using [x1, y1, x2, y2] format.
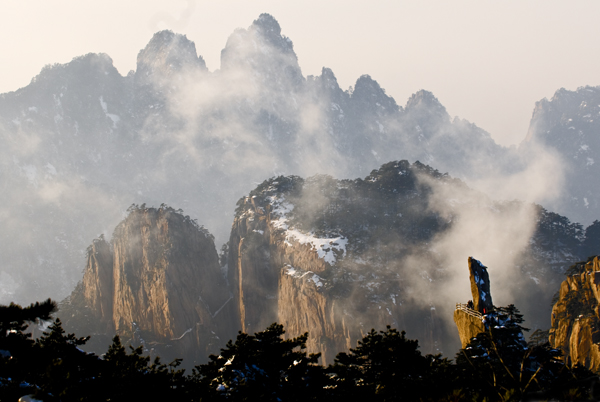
[60, 206, 236, 366]
[453, 309, 486, 349]
[550, 256, 600, 371]
[453, 257, 491, 348]
[468, 257, 494, 314]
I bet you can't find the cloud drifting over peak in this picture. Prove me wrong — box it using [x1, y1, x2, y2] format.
[0, 14, 578, 326]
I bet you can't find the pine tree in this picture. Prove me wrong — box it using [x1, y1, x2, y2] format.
[32, 318, 102, 401]
[455, 303, 589, 401]
[0, 298, 56, 352]
[584, 220, 600, 257]
[193, 323, 326, 401]
[329, 326, 449, 401]
[0, 299, 57, 400]
[100, 335, 187, 401]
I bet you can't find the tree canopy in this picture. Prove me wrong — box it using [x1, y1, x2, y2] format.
[0, 299, 596, 401]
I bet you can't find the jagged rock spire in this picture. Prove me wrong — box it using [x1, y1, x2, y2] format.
[453, 257, 493, 348]
[468, 257, 494, 314]
[135, 30, 206, 86]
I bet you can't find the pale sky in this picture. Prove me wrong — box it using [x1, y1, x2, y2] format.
[2, 0, 599, 146]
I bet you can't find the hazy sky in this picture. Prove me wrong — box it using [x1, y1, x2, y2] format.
[2, 0, 599, 146]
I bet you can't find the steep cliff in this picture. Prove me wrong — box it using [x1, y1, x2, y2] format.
[454, 257, 492, 348]
[60, 206, 236, 365]
[228, 162, 473, 363]
[468, 257, 494, 314]
[549, 256, 600, 371]
[80, 236, 114, 331]
[228, 160, 574, 362]
[453, 310, 486, 349]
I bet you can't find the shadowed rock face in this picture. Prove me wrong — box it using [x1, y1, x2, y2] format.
[550, 256, 600, 371]
[523, 86, 600, 226]
[468, 257, 494, 314]
[60, 207, 236, 366]
[80, 237, 114, 332]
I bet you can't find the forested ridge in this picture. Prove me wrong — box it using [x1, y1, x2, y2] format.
[0, 299, 597, 401]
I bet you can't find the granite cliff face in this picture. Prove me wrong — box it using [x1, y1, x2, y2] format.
[468, 257, 494, 314]
[227, 162, 450, 363]
[226, 160, 592, 362]
[80, 236, 114, 332]
[454, 257, 492, 348]
[549, 256, 600, 371]
[60, 206, 236, 365]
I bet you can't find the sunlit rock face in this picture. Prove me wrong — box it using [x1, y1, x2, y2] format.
[60, 206, 236, 366]
[550, 256, 600, 371]
[454, 257, 491, 348]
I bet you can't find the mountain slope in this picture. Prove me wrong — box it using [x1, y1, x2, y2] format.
[226, 161, 588, 360]
[523, 86, 600, 226]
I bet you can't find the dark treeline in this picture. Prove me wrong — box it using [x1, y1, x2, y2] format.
[0, 300, 597, 401]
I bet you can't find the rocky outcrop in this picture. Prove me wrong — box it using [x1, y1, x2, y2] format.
[227, 165, 453, 363]
[135, 30, 207, 91]
[454, 257, 492, 348]
[80, 236, 114, 332]
[549, 256, 600, 371]
[453, 309, 485, 349]
[468, 257, 494, 314]
[60, 206, 236, 365]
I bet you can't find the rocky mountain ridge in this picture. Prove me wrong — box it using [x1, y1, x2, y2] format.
[0, 13, 588, 307]
[524, 85, 600, 226]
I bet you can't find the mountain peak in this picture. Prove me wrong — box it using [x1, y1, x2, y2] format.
[220, 14, 301, 84]
[252, 13, 282, 37]
[352, 75, 400, 113]
[31, 53, 118, 85]
[405, 90, 445, 112]
[136, 30, 206, 84]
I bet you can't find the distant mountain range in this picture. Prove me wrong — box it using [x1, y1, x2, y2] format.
[0, 13, 598, 308]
